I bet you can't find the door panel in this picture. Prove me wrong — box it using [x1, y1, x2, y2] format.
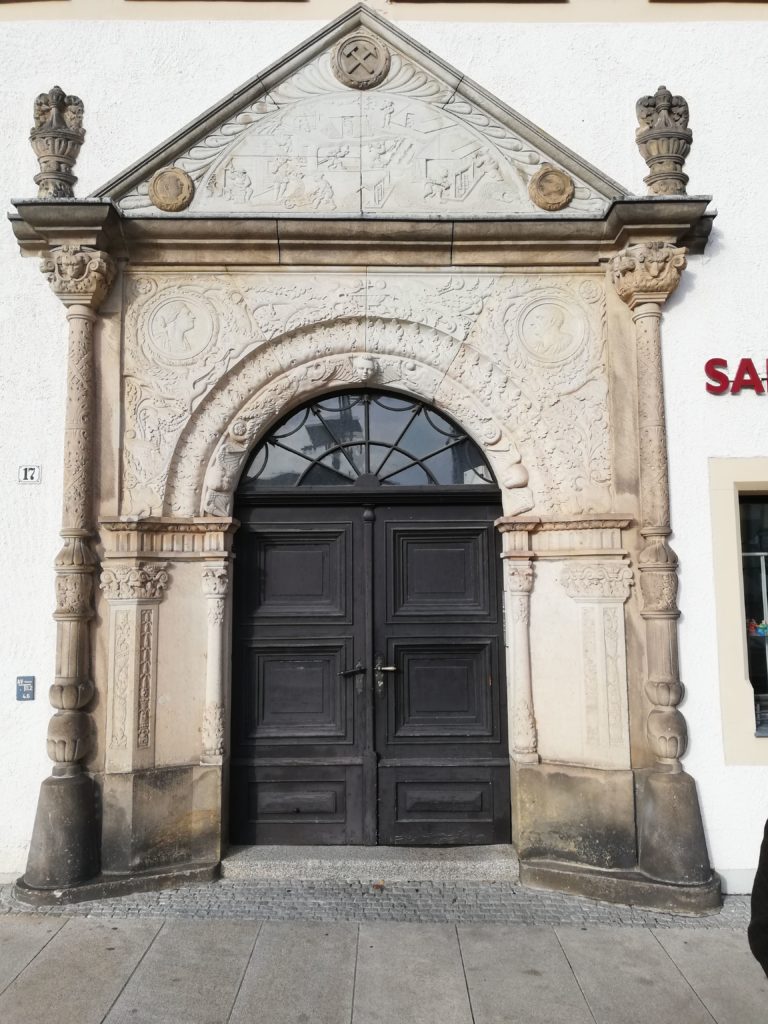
[387, 639, 497, 740]
[237, 640, 355, 743]
[245, 526, 351, 622]
[389, 526, 493, 619]
[375, 506, 509, 845]
[377, 765, 510, 845]
[231, 510, 366, 844]
[231, 764, 363, 845]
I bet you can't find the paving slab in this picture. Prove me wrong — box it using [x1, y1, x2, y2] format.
[654, 927, 768, 1024]
[230, 921, 358, 1024]
[556, 926, 716, 1024]
[0, 917, 162, 1024]
[0, 916, 66, 996]
[458, 924, 595, 1024]
[353, 922, 473, 1024]
[103, 918, 260, 1024]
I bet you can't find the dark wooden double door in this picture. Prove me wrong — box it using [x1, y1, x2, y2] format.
[231, 500, 510, 845]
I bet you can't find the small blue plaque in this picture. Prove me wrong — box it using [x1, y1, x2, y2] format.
[16, 676, 35, 701]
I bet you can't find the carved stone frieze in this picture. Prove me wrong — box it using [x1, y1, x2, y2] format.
[122, 270, 610, 522]
[636, 86, 692, 196]
[30, 86, 84, 199]
[117, 45, 607, 219]
[561, 562, 634, 603]
[100, 563, 169, 602]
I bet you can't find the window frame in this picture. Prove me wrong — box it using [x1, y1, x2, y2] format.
[710, 457, 768, 763]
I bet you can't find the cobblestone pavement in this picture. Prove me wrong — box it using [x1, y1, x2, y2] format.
[0, 879, 751, 928]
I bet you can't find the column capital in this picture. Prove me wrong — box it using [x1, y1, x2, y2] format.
[610, 241, 687, 309]
[41, 244, 116, 310]
[503, 558, 534, 595]
[202, 564, 230, 599]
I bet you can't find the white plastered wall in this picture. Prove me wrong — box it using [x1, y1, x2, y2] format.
[1, 18, 767, 891]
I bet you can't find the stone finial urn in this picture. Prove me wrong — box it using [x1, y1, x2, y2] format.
[635, 85, 692, 196]
[30, 86, 85, 199]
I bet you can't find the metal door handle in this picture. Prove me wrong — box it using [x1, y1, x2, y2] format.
[374, 655, 397, 692]
[339, 661, 366, 678]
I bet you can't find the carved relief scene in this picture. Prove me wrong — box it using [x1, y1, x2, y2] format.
[113, 29, 616, 219]
[121, 270, 611, 521]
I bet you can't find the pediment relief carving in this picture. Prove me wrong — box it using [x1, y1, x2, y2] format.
[121, 270, 611, 522]
[104, 15, 620, 220]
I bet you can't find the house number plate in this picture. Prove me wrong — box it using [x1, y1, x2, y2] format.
[18, 465, 41, 484]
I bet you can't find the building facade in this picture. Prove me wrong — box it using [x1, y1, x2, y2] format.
[2, 0, 768, 903]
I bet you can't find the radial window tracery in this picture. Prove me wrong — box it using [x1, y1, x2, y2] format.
[240, 392, 495, 489]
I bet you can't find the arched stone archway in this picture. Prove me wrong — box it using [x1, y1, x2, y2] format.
[162, 318, 534, 519]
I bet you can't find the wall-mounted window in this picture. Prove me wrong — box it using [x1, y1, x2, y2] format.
[711, 459, 768, 763]
[740, 496, 768, 735]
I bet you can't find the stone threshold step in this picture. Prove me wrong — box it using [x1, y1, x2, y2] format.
[221, 845, 520, 883]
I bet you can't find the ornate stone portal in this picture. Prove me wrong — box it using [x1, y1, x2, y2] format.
[11, 5, 719, 911]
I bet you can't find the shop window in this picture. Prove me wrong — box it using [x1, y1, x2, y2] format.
[740, 496, 768, 735]
[710, 459, 768, 763]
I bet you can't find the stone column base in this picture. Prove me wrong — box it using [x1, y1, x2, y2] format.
[520, 859, 721, 915]
[23, 773, 99, 889]
[512, 760, 721, 914]
[14, 862, 219, 907]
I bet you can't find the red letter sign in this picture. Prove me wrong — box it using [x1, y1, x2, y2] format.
[731, 358, 765, 395]
[705, 358, 729, 395]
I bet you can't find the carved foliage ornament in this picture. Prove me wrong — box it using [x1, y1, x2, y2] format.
[41, 245, 116, 309]
[100, 563, 170, 601]
[610, 242, 687, 309]
[331, 33, 391, 90]
[30, 86, 85, 199]
[636, 85, 692, 197]
[202, 566, 230, 599]
[561, 562, 634, 602]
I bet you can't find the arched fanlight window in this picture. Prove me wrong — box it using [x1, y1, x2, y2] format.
[239, 391, 495, 489]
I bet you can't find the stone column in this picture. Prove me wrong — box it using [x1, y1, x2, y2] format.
[497, 520, 539, 764]
[201, 564, 230, 763]
[504, 559, 538, 763]
[23, 245, 115, 890]
[610, 241, 713, 886]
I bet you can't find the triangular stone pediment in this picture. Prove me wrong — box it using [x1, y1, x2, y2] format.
[94, 5, 626, 219]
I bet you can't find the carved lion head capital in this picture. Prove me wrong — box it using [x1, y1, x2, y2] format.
[609, 242, 687, 309]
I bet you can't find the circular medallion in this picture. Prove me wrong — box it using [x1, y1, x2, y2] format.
[331, 33, 391, 90]
[528, 163, 575, 212]
[148, 167, 195, 212]
[518, 299, 586, 365]
[146, 295, 214, 364]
